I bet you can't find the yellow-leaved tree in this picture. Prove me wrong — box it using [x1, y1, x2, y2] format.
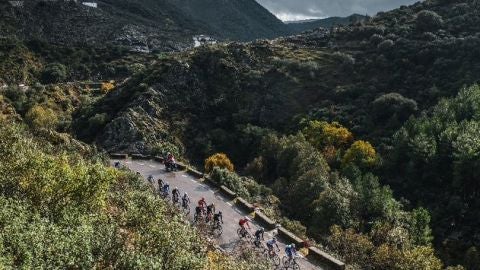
[302, 120, 353, 163]
[342, 140, 379, 168]
[25, 105, 58, 131]
[205, 153, 234, 173]
[101, 81, 115, 94]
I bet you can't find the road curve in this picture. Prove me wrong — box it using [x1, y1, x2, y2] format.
[111, 158, 322, 270]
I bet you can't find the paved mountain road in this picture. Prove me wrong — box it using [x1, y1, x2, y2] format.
[111, 158, 322, 270]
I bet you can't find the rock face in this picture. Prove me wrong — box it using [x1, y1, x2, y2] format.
[0, 0, 291, 51]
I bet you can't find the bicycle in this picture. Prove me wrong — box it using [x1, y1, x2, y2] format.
[282, 255, 300, 270]
[172, 195, 181, 207]
[210, 220, 223, 237]
[161, 191, 170, 201]
[263, 247, 281, 267]
[236, 227, 251, 240]
[181, 200, 190, 215]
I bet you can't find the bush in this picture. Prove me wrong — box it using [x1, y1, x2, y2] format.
[416, 10, 444, 32]
[205, 153, 234, 173]
[371, 92, 418, 123]
[377, 39, 394, 51]
[151, 140, 182, 158]
[25, 105, 58, 131]
[100, 81, 115, 94]
[342, 140, 379, 169]
[0, 122, 216, 269]
[41, 63, 67, 84]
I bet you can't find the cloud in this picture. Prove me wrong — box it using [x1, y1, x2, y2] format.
[256, 0, 421, 21]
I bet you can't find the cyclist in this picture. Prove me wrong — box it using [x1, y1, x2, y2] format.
[266, 237, 280, 255]
[238, 217, 251, 237]
[147, 175, 154, 184]
[194, 206, 203, 222]
[254, 227, 265, 247]
[206, 203, 215, 222]
[182, 192, 190, 207]
[162, 182, 170, 197]
[165, 152, 176, 170]
[157, 178, 164, 191]
[285, 244, 297, 261]
[198, 197, 207, 213]
[172, 186, 180, 202]
[213, 211, 223, 225]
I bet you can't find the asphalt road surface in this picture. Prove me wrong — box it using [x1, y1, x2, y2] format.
[111, 158, 322, 270]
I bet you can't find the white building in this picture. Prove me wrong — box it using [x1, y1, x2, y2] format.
[193, 35, 217, 48]
[82, 2, 97, 8]
[8, 1, 24, 7]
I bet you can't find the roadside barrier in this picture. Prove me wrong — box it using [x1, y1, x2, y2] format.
[110, 153, 128, 159]
[187, 168, 204, 178]
[130, 153, 150, 160]
[219, 185, 237, 199]
[109, 153, 346, 269]
[277, 227, 305, 247]
[236, 197, 255, 212]
[253, 210, 276, 230]
[307, 247, 346, 270]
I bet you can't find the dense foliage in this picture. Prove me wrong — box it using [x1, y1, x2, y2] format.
[1, 0, 480, 268]
[205, 153, 235, 173]
[0, 123, 269, 269]
[386, 85, 480, 267]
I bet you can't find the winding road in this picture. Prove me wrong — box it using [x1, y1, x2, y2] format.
[111, 158, 322, 270]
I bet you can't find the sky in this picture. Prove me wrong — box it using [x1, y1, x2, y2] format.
[256, 0, 420, 21]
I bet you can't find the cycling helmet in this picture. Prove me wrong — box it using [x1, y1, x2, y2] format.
[259, 227, 265, 232]
[272, 237, 277, 241]
[175, 186, 178, 189]
[291, 244, 296, 248]
[211, 203, 215, 206]
[201, 197, 205, 200]
[218, 211, 222, 215]
[184, 192, 188, 196]
[244, 216, 251, 221]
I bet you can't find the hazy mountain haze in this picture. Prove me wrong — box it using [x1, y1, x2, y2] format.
[256, 0, 420, 20]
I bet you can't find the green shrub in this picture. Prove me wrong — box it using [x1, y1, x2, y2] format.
[25, 105, 58, 131]
[416, 10, 444, 32]
[41, 63, 67, 84]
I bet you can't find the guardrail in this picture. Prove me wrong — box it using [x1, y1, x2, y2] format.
[109, 153, 346, 269]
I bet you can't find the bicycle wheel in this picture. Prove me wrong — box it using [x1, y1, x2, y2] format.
[282, 256, 289, 267]
[213, 224, 223, 237]
[292, 261, 300, 270]
[236, 228, 243, 238]
[183, 205, 190, 215]
[272, 253, 281, 267]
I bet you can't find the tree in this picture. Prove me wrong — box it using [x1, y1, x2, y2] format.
[25, 105, 58, 130]
[41, 63, 67, 84]
[303, 120, 354, 150]
[416, 10, 443, 32]
[371, 93, 418, 124]
[101, 81, 115, 94]
[342, 140, 379, 169]
[205, 153, 234, 173]
[302, 120, 353, 164]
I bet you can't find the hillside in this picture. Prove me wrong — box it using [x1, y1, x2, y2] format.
[2, 0, 480, 268]
[70, 0, 480, 268]
[0, 0, 289, 52]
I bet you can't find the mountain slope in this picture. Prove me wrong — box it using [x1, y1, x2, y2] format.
[0, 0, 290, 51]
[71, 0, 480, 268]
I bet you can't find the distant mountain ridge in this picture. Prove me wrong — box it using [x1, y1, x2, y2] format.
[286, 14, 368, 32]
